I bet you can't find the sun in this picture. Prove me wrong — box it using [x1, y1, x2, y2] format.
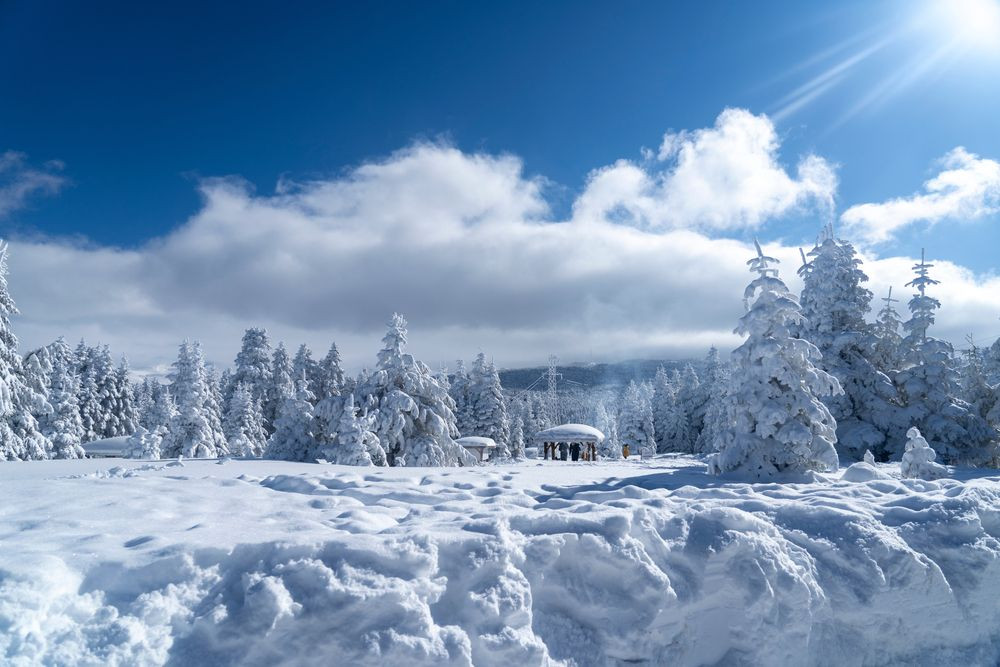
[928, 0, 1000, 54]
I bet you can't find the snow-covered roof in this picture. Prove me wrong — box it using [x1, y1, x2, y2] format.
[533, 424, 605, 443]
[456, 436, 498, 448]
[82, 436, 130, 458]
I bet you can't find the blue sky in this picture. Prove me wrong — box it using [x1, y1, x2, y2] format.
[2, 0, 1000, 369]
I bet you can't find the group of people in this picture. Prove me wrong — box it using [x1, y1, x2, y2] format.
[541, 441, 599, 462]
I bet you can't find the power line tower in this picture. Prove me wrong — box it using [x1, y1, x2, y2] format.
[547, 355, 560, 426]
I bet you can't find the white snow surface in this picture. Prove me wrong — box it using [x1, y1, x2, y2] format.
[533, 423, 605, 442]
[4, 456, 1000, 666]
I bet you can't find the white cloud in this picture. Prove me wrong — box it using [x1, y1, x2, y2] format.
[0, 151, 66, 218]
[841, 147, 1000, 244]
[572, 108, 837, 229]
[4, 113, 999, 375]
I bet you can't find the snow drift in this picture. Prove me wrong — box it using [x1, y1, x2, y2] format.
[4, 457, 1000, 666]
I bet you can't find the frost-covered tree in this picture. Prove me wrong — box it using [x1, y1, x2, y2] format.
[226, 328, 273, 407]
[265, 376, 318, 461]
[695, 349, 731, 453]
[162, 341, 228, 458]
[895, 253, 996, 465]
[797, 234, 903, 460]
[710, 241, 841, 478]
[651, 366, 673, 452]
[900, 427, 948, 480]
[593, 399, 622, 460]
[960, 343, 1000, 431]
[619, 380, 655, 456]
[654, 381, 690, 453]
[870, 287, 905, 376]
[449, 359, 475, 436]
[467, 353, 511, 458]
[0, 243, 51, 460]
[359, 314, 473, 466]
[140, 381, 177, 434]
[509, 409, 526, 460]
[41, 349, 85, 459]
[123, 426, 162, 460]
[111, 357, 138, 437]
[224, 383, 268, 457]
[315, 342, 347, 400]
[676, 364, 703, 447]
[264, 343, 294, 432]
[292, 343, 321, 401]
[321, 394, 380, 466]
[985, 337, 1000, 386]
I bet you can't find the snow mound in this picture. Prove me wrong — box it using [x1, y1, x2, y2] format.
[5, 458, 1000, 665]
[841, 461, 890, 482]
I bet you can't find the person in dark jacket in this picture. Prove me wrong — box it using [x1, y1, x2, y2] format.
[570, 442, 580, 461]
[558, 442, 568, 461]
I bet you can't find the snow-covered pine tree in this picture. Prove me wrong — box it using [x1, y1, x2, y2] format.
[41, 347, 85, 459]
[449, 359, 475, 436]
[985, 337, 1000, 386]
[655, 380, 690, 453]
[321, 393, 378, 466]
[112, 356, 138, 437]
[651, 366, 673, 452]
[224, 382, 268, 458]
[694, 348, 731, 453]
[870, 287, 905, 376]
[264, 342, 294, 433]
[895, 252, 996, 465]
[960, 342, 1000, 431]
[264, 375, 318, 461]
[797, 232, 903, 461]
[619, 380, 655, 456]
[359, 313, 472, 466]
[0, 243, 51, 460]
[76, 350, 101, 443]
[468, 353, 511, 458]
[709, 241, 841, 478]
[225, 327, 273, 415]
[292, 343, 321, 401]
[592, 399, 622, 460]
[123, 426, 162, 460]
[900, 426, 948, 480]
[90, 346, 119, 438]
[140, 380, 177, 434]
[162, 341, 228, 458]
[509, 408, 526, 460]
[316, 342, 347, 400]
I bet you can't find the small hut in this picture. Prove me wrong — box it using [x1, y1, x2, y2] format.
[456, 436, 498, 463]
[534, 424, 604, 462]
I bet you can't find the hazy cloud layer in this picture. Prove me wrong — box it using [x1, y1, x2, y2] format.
[842, 147, 1000, 244]
[5, 111, 1000, 374]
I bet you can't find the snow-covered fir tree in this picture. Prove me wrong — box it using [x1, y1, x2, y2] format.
[40, 346, 85, 459]
[593, 399, 622, 459]
[695, 348, 731, 453]
[509, 409, 526, 460]
[467, 353, 511, 459]
[797, 232, 903, 461]
[226, 328, 273, 410]
[265, 375, 318, 461]
[619, 380, 655, 456]
[0, 243, 51, 460]
[264, 342, 294, 432]
[870, 287, 905, 376]
[900, 426, 948, 480]
[162, 341, 228, 458]
[654, 379, 690, 453]
[123, 426, 162, 460]
[358, 313, 472, 466]
[710, 241, 841, 478]
[449, 359, 475, 436]
[292, 343, 321, 401]
[894, 252, 996, 465]
[316, 342, 347, 400]
[322, 393, 381, 466]
[90, 346, 120, 438]
[111, 356, 138, 437]
[140, 381, 177, 434]
[224, 382, 268, 457]
[960, 343, 1000, 431]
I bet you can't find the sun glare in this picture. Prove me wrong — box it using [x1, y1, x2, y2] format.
[930, 0, 1000, 54]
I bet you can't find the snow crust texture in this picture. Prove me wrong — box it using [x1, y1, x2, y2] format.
[5, 458, 1000, 666]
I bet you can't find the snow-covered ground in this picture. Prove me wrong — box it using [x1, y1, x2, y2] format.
[4, 456, 1000, 666]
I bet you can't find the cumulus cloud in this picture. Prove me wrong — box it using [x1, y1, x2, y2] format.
[841, 147, 1000, 244]
[0, 151, 66, 218]
[4, 114, 999, 374]
[572, 108, 837, 229]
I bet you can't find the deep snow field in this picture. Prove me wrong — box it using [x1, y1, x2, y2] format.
[5, 456, 1000, 666]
